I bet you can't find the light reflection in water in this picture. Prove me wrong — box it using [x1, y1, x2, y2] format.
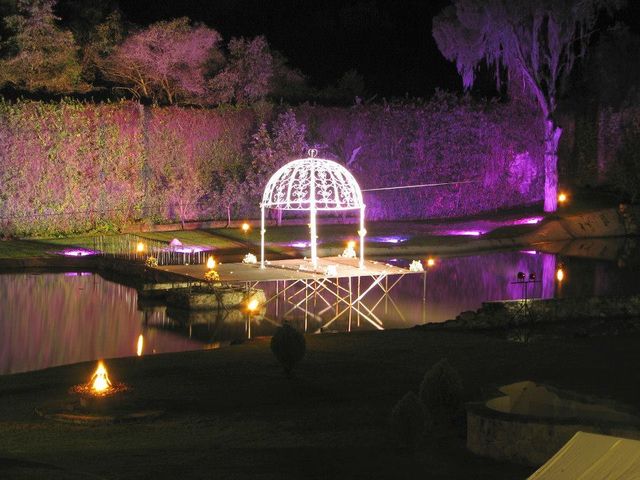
[1, 248, 639, 375]
[0, 273, 200, 375]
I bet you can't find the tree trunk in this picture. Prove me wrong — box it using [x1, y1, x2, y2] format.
[226, 205, 231, 228]
[543, 119, 563, 212]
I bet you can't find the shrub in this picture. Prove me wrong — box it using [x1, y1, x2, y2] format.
[390, 391, 425, 450]
[419, 358, 464, 424]
[270, 322, 306, 376]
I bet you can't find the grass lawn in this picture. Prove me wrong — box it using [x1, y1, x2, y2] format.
[2, 328, 640, 479]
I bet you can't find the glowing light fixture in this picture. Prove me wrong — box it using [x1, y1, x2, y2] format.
[247, 298, 259, 312]
[90, 361, 112, 393]
[426, 257, 435, 267]
[136, 334, 144, 357]
[558, 192, 568, 204]
[206, 256, 216, 270]
[260, 149, 366, 269]
[136, 241, 145, 253]
[347, 240, 356, 250]
[241, 222, 250, 233]
[556, 266, 565, 282]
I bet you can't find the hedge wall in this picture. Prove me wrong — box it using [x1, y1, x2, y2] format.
[0, 95, 544, 236]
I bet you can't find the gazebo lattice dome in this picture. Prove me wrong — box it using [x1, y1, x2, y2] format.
[261, 158, 364, 211]
[260, 149, 366, 269]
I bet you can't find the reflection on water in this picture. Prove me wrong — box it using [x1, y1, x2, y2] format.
[0, 273, 200, 375]
[2, 245, 640, 375]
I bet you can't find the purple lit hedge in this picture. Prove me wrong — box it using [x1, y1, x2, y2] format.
[0, 95, 544, 235]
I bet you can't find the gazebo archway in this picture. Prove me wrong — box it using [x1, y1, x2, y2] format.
[260, 149, 366, 269]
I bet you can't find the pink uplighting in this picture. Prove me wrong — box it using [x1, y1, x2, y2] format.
[57, 248, 98, 257]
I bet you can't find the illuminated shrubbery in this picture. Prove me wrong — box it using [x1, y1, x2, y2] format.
[0, 96, 544, 236]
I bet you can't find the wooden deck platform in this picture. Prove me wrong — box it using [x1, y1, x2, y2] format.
[158, 256, 416, 284]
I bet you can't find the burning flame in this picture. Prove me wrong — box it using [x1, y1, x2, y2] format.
[91, 361, 112, 393]
[136, 241, 145, 253]
[206, 256, 216, 269]
[556, 267, 565, 282]
[137, 334, 144, 356]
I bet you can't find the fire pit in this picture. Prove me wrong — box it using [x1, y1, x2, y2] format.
[69, 361, 129, 411]
[36, 361, 163, 424]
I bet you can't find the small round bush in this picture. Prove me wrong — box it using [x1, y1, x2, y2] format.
[419, 358, 464, 424]
[390, 391, 425, 450]
[270, 323, 306, 376]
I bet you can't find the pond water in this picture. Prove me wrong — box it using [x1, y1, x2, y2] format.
[2, 243, 639, 375]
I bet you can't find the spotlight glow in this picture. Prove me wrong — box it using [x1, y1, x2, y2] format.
[247, 298, 259, 312]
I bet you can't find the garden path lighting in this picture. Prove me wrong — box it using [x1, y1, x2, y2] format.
[136, 334, 144, 357]
[556, 265, 565, 282]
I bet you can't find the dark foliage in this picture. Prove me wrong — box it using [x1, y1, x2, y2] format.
[418, 358, 464, 424]
[270, 322, 306, 376]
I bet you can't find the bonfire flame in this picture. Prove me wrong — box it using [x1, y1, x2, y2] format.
[91, 361, 112, 393]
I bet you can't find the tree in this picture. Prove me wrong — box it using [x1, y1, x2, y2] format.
[0, 0, 84, 93]
[209, 36, 274, 104]
[248, 110, 307, 224]
[101, 17, 222, 104]
[433, 0, 624, 212]
[79, 9, 126, 85]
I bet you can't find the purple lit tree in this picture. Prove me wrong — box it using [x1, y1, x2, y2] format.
[433, 0, 623, 212]
[101, 17, 222, 104]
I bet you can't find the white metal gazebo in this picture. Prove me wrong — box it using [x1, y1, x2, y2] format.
[260, 149, 366, 269]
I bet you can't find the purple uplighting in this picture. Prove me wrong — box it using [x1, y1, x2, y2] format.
[57, 248, 99, 257]
[168, 245, 208, 254]
[288, 241, 311, 248]
[443, 230, 484, 237]
[512, 216, 544, 225]
[369, 235, 409, 244]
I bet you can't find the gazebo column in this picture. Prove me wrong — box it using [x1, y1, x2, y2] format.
[260, 205, 266, 269]
[359, 204, 366, 269]
[310, 204, 318, 268]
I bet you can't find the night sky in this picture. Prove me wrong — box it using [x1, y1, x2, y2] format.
[116, 0, 461, 98]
